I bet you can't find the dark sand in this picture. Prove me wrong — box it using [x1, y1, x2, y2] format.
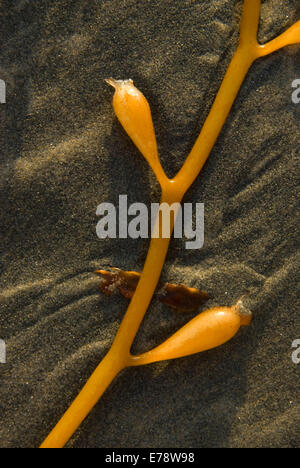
[0, 0, 299, 448]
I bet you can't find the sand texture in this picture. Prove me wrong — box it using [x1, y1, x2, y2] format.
[0, 0, 299, 448]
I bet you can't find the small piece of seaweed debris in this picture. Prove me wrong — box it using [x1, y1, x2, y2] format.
[96, 268, 210, 312]
[158, 283, 210, 312]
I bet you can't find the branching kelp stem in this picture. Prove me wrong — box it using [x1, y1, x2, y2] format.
[40, 1, 300, 448]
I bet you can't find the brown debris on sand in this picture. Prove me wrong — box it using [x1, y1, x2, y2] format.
[158, 282, 210, 312]
[96, 268, 210, 312]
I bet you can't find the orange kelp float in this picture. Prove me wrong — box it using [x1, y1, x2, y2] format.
[130, 300, 252, 365]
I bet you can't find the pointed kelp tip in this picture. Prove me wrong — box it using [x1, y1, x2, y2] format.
[105, 78, 134, 89]
[105, 77, 118, 89]
[95, 269, 108, 275]
[234, 298, 253, 326]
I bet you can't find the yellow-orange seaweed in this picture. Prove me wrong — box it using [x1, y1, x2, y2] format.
[130, 299, 252, 365]
[40, 1, 300, 449]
